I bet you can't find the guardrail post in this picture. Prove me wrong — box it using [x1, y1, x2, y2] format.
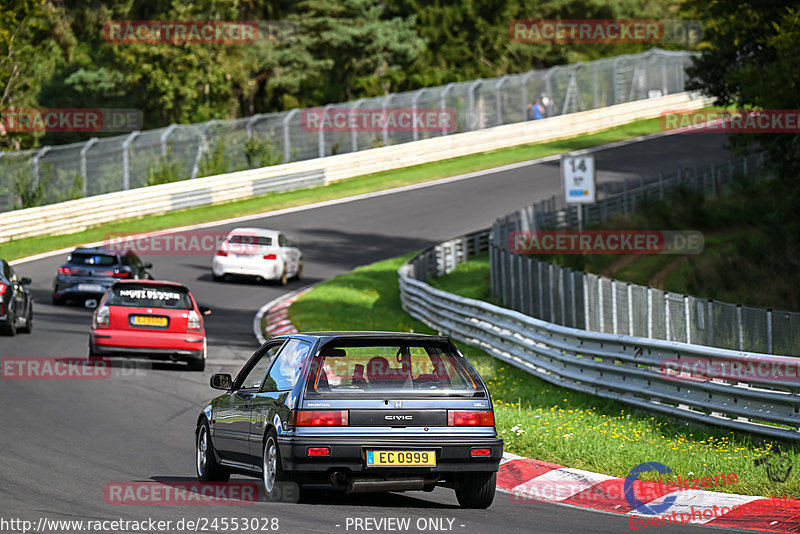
[122, 131, 141, 188]
[611, 279, 618, 334]
[647, 287, 653, 338]
[684, 295, 691, 344]
[79, 138, 98, 197]
[767, 309, 773, 354]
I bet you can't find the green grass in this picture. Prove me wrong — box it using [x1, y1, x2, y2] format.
[1, 116, 667, 262]
[288, 253, 800, 498]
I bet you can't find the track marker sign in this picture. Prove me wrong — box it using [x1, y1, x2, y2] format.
[561, 154, 596, 204]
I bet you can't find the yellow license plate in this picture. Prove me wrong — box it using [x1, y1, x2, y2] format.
[131, 315, 168, 327]
[366, 450, 436, 467]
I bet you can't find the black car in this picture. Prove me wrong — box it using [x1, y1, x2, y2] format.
[52, 247, 153, 305]
[196, 332, 503, 508]
[0, 259, 33, 336]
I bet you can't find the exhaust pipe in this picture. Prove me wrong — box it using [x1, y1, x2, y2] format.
[345, 476, 438, 494]
[169, 354, 181, 361]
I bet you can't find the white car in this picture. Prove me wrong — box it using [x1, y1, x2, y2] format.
[212, 228, 302, 285]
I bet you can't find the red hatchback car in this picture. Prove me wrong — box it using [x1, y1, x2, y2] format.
[89, 280, 209, 371]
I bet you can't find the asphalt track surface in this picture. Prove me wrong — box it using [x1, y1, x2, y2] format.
[1, 132, 755, 534]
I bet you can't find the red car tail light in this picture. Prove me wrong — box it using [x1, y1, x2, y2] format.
[290, 410, 349, 426]
[187, 310, 202, 332]
[447, 410, 495, 426]
[470, 448, 492, 457]
[216, 250, 228, 257]
[0, 303, 4, 315]
[263, 253, 277, 260]
[0, 283, 5, 295]
[57, 267, 72, 275]
[94, 306, 110, 329]
[112, 271, 131, 278]
[307, 447, 331, 456]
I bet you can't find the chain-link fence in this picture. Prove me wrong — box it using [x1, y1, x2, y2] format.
[490, 153, 800, 357]
[0, 48, 695, 213]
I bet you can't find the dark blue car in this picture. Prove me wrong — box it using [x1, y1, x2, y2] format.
[52, 247, 153, 305]
[196, 332, 503, 508]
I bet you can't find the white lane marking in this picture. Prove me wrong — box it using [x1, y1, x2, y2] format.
[9, 129, 682, 267]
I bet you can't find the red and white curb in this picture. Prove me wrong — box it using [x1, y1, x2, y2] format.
[498, 453, 800, 532]
[253, 286, 313, 344]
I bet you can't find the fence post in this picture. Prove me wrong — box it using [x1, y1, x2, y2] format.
[570, 270, 577, 327]
[558, 267, 565, 325]
[190, 122, 213, 180]
[549, 263, 556, 323]
[767, 309, 773, 354]
[593, 62, 599, 108]
[381, 95, 393, 146]
[707, 300, 715, 346]
[509, 250, 516, 310]
[526, 257, 534, 316]
[495, 76, 508, 127]
[611, 279, 618, 334]
[684, 295, 691, 344]
[411, 90, 426, 141]
[351, 98, 365, 151]
[537, 260, 544, 318]
[160, 124, 177, 156]
[32, 146, 51, 188]
[318, 103, 334, 158]
[737, 304, 744, 351]
[664, 293, 671, 341]
[647, 287, 653, 338]
[282, 109, 298, 163]
[79, 138, 98, 197]
[583, 273, 590, 330]
[122, 131, 141, 188]
[627, 283, 634, 335]
[598, 278, 605, 332]
[441, 83, 455, 134]
[468, 80, 483, 130]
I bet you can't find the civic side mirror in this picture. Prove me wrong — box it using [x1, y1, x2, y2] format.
[20, 277, 32, 285]
[210, 373, 232, 390]
[143, 262, 153, 269]
[199, 306, 212, 316]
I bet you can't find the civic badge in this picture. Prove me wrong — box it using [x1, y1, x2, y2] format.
[394, 400, 402, 408]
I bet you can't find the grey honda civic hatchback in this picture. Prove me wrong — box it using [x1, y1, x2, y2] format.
[195, 332, 503, 508]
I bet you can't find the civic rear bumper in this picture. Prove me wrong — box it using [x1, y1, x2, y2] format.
[278, 435, 503, 474]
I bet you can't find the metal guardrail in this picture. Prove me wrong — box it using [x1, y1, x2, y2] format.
[489, 152, 800, 357]
[0, 49, 695, 213]
[399, 231, 800, 441]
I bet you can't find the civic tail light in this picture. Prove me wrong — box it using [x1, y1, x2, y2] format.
[448, 410, 495, 426]
[290, 410, 349, 426]
[216, 250, 228, 257]
[307, 447, 331, 456]
[0, 283, 5, 295]
[112, 271, 130, 278]
[57, 267, 72, 275]
[263, 253, 277, 260]
[470, 448, 492, 457]
[94, 306, 110, 329]
[187, 310, 202, 332]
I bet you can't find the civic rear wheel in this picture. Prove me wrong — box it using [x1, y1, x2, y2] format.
[263, 430, 298, 501]
[196, 421, 229, 482]
[455, 471, 496, 509]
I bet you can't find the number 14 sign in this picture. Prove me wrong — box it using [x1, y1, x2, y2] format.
[561, 154, 596, 204]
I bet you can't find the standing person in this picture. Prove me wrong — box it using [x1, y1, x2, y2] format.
[532, 99, 544, 120]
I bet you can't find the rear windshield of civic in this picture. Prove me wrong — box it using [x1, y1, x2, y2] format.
[107, 285, 194, 310]
[305, 344, 482, 396]
[68, 253, 118, 266]
[228, 235, 272, 246]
